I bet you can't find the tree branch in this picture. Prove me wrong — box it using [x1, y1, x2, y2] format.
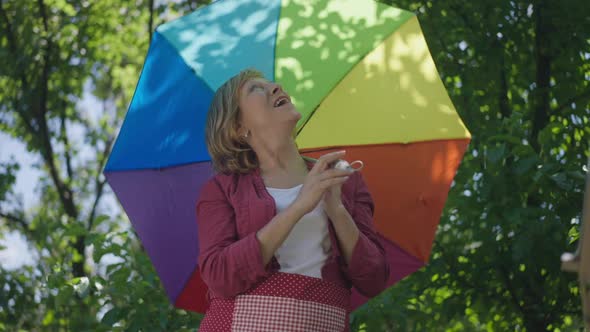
[87, 135, 114, 232]
[530, 0, 553, 154]
[35, 0, 87, 282]
[35, 0, 78, 220]
[0, 211, 29, 232]
[60, 103, 74, 180]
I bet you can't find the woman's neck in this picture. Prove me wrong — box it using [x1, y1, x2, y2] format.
[256, 139, 308, 188]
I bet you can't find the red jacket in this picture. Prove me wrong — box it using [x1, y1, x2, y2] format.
[196, 160, 390, 302]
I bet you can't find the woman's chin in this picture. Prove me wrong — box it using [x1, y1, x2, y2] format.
[276, 108, 301, 122]
[279, 113, 301, 135]
[286, 105, 302, 120]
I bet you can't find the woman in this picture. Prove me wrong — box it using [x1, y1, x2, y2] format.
[196, 68, 389, 331]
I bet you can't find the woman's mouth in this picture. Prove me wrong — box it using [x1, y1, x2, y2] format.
[273, 96, 291, 109]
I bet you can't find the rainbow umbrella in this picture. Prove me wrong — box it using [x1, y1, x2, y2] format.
[104, 0, 471, 313]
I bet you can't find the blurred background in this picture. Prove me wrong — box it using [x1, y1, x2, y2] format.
[0, 0, 589, 330]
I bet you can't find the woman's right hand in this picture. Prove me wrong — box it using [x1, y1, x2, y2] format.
[292, 150, 353, 216]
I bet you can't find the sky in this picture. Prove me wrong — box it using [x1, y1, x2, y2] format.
[0, 132, 42, 269]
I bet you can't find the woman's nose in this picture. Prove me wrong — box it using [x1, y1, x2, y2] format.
[270, 82, 283, 95]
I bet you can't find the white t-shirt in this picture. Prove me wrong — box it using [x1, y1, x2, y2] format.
[265, 184, 332, 279]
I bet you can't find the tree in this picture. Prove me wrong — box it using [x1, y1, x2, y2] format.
[0, 0, 209, 330]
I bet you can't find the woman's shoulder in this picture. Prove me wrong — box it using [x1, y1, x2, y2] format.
[210, 169, 256, 187]
[198, 170, 254, 202]
[342, 170, 373, 205]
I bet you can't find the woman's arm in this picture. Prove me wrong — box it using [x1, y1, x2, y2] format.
[327, 207, 359, 266]
[329, 171, 390, 298]
[256, 203, 306, 264]
[196, 177, 306, 299]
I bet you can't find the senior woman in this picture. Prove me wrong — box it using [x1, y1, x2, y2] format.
[196, 68, 389, 331]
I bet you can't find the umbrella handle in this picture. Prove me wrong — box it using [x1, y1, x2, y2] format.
[349, 160, 364, 171]
[301, 155, 365, 172]
[334, 159, 364, 172]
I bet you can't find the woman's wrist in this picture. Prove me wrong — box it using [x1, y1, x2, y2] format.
[325, 203, 347, 221]
[288, 200, 309, 220]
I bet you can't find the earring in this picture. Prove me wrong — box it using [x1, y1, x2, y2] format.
[243, 130, 249, 138]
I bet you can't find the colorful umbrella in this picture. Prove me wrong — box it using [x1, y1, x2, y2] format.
[103, 0, 471, 314]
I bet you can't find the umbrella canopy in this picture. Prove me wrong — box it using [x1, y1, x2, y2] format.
[103, 0, 471, 314]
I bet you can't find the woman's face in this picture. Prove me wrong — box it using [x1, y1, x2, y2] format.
[237, 78, 301, 138]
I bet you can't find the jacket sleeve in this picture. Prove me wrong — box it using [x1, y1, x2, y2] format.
[339, 171, 390, 298]
[196, 177, 275, 299]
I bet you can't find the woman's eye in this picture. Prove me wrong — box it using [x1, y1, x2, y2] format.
[248, 83, 266, 94]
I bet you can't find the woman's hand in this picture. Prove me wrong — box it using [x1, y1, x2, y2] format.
[292, 151, 353, 216]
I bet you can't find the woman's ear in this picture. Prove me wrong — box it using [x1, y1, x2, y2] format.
[237, 125, 250, 139]
[234, 118, 246, 138]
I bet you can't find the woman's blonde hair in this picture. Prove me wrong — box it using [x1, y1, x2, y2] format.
[205, 68, 299, 174]
[205, 68, 264, 173]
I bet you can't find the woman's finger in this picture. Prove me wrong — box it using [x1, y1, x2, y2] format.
[318, 168, 352, 181]
[309, 151, 346, 175]
[320, 175, 350, 189]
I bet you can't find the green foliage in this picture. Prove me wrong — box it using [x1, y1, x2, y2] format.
[0, 0, 588, 330]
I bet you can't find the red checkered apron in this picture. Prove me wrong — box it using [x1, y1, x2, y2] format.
[198, 272, 352, 331]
